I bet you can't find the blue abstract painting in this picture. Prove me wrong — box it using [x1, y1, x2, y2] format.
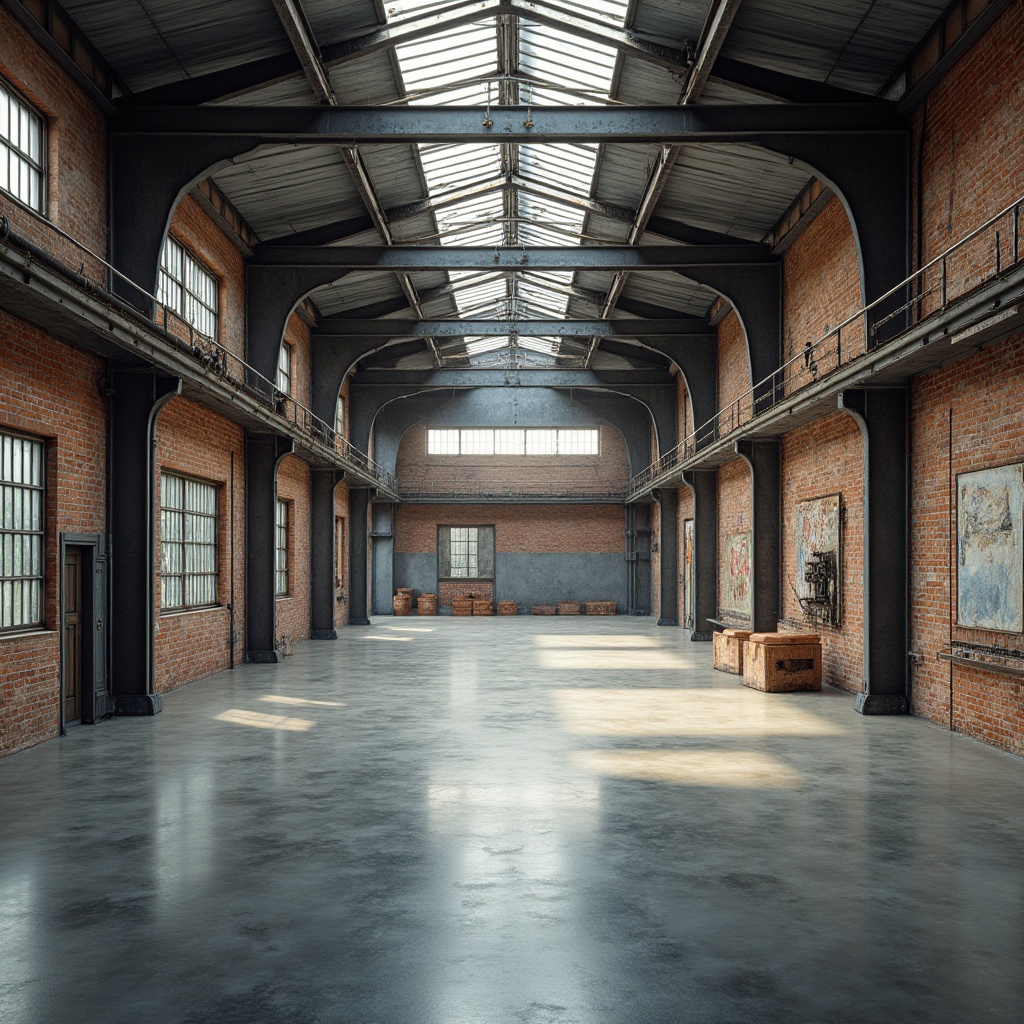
[957, 464, 1024, 632]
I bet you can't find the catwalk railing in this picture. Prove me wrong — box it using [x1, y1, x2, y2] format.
[0, 211, 396, 493]
[630, 195, 1024, 493]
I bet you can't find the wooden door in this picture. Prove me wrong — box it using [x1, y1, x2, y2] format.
[63, 548, 83, 723]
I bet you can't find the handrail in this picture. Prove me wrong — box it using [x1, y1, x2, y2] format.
[630, 193, 1024, 493]
[0, 211, 397, 492]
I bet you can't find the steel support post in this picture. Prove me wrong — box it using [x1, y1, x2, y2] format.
[681, 471, 718, 641]
[652, 337, 718, 446]
[310, 468, 344, 639]
[107, 368, 181, 715]
[245, 432, 294, 661]
[839, 388, 909, 714]
[656, 488, 679, 626]
[736, 439, 781, 633]
[348, 488, 372, 625]
[626, 502, 653, 615]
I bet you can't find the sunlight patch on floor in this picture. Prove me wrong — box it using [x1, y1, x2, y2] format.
[538, 648, 691, 670]
[260, 695, 345, 708]
[573, 749, 802, 788]
[215, 709, 315, 732]
[552, 688, 841, 737]
[533, 635, 663, 648]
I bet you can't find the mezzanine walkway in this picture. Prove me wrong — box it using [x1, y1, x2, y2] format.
[1, 617, 1022, 1023]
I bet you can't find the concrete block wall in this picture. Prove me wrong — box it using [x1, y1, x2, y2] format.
[0, 310, 107, 754]
[154, 397, 246, 694]
[393, 504, 627, 611]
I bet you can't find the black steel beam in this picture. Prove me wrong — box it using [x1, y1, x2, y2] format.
[709, 56, 883, 105]
[736, 438, 781, 634]
[310, 468, 344, 639]
[314, 318, 715, 337]
[357, 340, 430, 367]
[351, 369, 674, 387]
[263, 215, 377, 248]
[655, 488, 679, 626]
[596, 340, 671, 368]
[681, 470, 717, 640]
[111, 104, 905, 142]
[347, 487, 371, 625]
[646, 216, 746, 247]
[615, 297, 705, 321]
[251, 244, 775, 271]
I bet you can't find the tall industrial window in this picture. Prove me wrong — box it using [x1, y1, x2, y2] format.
[276, 344, 292, 396]
[335, 394, 345, 436]
[275, 499, 290, 596]
[428, 428, 599, 455]
[0, 430, 44, 631]
[157, 236, 218, 339]
[160, 473, 217, 610]
[0, 78, 45, 213]
[438, 525, 495, 580]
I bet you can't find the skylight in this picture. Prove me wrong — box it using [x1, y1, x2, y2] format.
[388, 0, 628, 366]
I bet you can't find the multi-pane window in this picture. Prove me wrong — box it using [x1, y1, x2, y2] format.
[276, 344, 292, 396]
[335, 394, 345, 436]
[449, 527, 479, 578]
[427, 427, 599, 455]
[0, 78, 45, 213]
[275, 499, 289, 596]
[160, 473, 217, 610]
[0, 431, 44, 631]
[438, 525, 495, 580]
[157, 236, 218, 339]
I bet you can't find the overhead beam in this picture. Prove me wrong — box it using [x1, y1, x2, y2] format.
[709, 56, 882, 104]
[351, 369, 675, 387]
[111, 104, 905, 142]
[683, 0, 743, 103]
[314, 318, 716, 337]
[271, 0, 335, 103]
[251, 244, 775, 271]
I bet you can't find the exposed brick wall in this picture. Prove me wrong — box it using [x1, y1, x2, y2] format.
[677, 368, 693, 444]
[164, 195, 246, 360]
[717, 311, 750, 427]
[0, 310, 106, 755]
[395, 424, 629, 497]
[717, 458, 751, 622]
[678, 485, 695, 630]
[438, 580, 495, 608]
[782, 196, 865, 382]
[283, 311, 311, 413]
[913, 1, 1024, 277]
[276, 454, 311, 648]
[153, 397, 245, 694]
[395, 504, 624, 554]
[910, 331, 1024, 756]
[0, 6, 108, 278]
[780, 413, 864, 693]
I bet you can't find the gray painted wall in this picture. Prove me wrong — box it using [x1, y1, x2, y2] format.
[393, 552, 627, 613]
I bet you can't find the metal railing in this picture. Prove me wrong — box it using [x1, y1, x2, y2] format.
[630, 194, 1024, 493]
[0, 210, 397, 493]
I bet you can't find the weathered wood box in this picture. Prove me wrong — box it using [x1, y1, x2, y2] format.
[557, 601, 581, 615]
[531, 605, 557, 615]
[584, 601, 617, 615]
[472, 600, 493, 616]
[743, 632, 822, 692]
[497, 600, 518, 615]
[712, 628, 752, 674]
[452, 598, 474, 616]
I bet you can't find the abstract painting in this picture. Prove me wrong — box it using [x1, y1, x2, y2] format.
[722, 531, 751, 620]
[795, 494, 841, 627]
[957, 464, 1024, 632]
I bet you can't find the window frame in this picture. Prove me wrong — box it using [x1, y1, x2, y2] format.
[159, 471, 219, 612]
[0, 76, 47, 215]
[437, 524, 495, 582]
[276, 343, 293, 397]
[275, 498, 290, 597]
[426, 427, 600, 456]
[0, 428, 46, 634]
[335, 393, 345, 437]
[157, 235, 219, 341]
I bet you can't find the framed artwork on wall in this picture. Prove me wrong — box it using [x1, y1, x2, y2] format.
[795, 493, 842, 628]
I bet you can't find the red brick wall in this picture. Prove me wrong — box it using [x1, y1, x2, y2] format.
[677, 368, 693, 445]
[0, 6, 108, 278]
[717, 458, 751, 621]
[396, 504, 624, 554]
[780, 413, 865, 693]
[282, 311, 312, 412]
[717, 311, 750, 429]
[0, 310, 106, 755]
[438, 580, 495, 607]
[153, 397, 245, 694]
[909, 331, 1024, 755]
[395, 424, 629, 496]
[164, 195, 246, 360]
[782, 196, 865, 383]
[276, 454, 311, 647]
[678, 485, 695, 629]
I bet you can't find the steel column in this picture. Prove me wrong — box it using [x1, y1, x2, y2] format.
[107, 368, 181, 715]
[645, 337, 718, 444]
[839, 388, 909, 715]
[245, 432, 294, 662]
[681, 470, 717, 641]
[735, 439, 781, 633]
[311, 468, 344, 639]
[348, 488, 372, 625]
[656, 488, 679, 626]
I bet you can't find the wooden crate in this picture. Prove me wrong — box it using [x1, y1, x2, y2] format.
[531, 605, 556, 615]
[713, 628, 752, 674]
[743, 635, 822, 692]
[392, 594, 412, 616]
[584, 601, 616, 615]
[452, 599, 474, 616]
[497, 600, 518, 616]
[472, 600, 493, 616]
[417, 594, 438, 616]
[557, 601, 581, 615]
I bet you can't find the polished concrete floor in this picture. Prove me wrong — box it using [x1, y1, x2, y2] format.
[2, 617, 1023, 1024]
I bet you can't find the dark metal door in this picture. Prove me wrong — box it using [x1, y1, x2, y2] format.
[63, 548, 83, 723]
